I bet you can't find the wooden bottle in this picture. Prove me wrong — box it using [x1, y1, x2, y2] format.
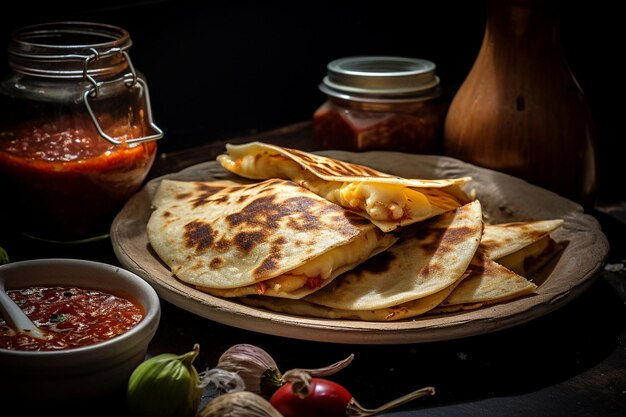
[443, 0, 597, 207]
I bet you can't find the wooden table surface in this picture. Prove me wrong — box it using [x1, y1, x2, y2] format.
[2, 121, 624, 417]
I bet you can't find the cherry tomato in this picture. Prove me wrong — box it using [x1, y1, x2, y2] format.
[270, 377, 353, 417]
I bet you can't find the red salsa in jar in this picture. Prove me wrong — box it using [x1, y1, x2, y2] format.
[313, 98, 445, 153]
[0, 21, 162, 242]
[0, 113, 157, 241]
[0, 285, 144, 351]
[313, 56, 445, 154]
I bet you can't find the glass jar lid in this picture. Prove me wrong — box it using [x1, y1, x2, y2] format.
[320, 56, 440, 102]
[8, 21, 132, 79]
[3, 21, 163, 146]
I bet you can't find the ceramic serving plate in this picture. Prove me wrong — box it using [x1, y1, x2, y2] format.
[111, 151, 609, 345]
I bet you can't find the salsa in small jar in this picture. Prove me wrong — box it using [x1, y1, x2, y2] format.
[0, 22, 163, 242]
[313, 56, 446, 154]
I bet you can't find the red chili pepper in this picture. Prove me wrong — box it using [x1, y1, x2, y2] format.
[270, 377, 352, 417]
[269, 371, 435, 417]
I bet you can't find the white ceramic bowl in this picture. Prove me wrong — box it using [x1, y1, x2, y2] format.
[0, 258, 161, 406]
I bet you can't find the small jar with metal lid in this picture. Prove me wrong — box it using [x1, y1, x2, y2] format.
[313, 56, 446, 153]
[0, 21, 163, 242]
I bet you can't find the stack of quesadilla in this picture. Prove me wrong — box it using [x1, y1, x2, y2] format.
[146, 142, 564, 321]
[239, 206, 563, 320]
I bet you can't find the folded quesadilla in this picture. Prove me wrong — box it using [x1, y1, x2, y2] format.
[147, 178, 397, 299]
[303, 200, 483, 310]
[217, 142, 472, 232]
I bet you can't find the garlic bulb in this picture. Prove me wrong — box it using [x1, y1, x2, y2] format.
[217, 344, 283, 396]
[198, 391, 283, 417]
[217, 343, 354, 397]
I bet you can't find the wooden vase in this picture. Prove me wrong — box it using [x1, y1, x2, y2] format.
[443, 0, 597, 207]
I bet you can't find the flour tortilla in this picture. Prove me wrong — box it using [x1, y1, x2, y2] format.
[303, 200, 483, 310]
[217, 141, 472, 232]
[481, 219, 564, 276]
[147, 178, 396, 299]
[428, 253, 538, 314]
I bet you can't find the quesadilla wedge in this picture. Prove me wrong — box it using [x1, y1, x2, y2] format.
[427, 252, 538, 315]
[303, 200, 483, 310]
[147, 178, 397, 299]
[481, 219, 564, 276]
[217, 141, 472, 232]
[425, 220, 563, 314]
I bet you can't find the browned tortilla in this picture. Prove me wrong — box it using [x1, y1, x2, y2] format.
[147, 178, 396, 298]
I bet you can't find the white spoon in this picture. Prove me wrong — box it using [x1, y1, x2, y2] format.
[0, 280, 49, 340]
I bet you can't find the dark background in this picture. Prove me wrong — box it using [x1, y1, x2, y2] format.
[0, 0, 621, 203]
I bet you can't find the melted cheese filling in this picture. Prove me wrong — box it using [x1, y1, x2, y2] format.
[283, 228, 389, 280]
[262, 228, 393, 295]
[218, 152, 463, 222]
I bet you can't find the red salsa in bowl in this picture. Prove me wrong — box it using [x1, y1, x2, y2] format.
[0, 285, 144, 351]
[0, 258, 161, 405]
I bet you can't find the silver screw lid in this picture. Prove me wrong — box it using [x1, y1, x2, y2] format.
[320, 56, 440, 101]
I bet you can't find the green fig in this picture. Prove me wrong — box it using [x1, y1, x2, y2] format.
[127, 344, 202, 417]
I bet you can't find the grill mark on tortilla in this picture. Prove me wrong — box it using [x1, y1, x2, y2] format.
[479, 240, 500, 253]
[419, 226, 474, 257]
[226, 196, 281, 228]
[234, 231, 267, 252]
[441, 226, 475, 246]
[209, 257, 224, 269]
[288, 149, 385, 177]
[226, 194, 324, 230]
[225, 191, 356, 236]
[286, 211, 319, 231]
[184, 221, 215, 251]
[254, 238, 285, 279]
[214, 236, 230, 252]
[481, 225, 550, 254]
[419, 263, 443, 278]
[192, 187, 231, 207]
[175, 192, 193, 200]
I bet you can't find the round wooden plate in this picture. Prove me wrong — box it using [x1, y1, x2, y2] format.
[111, 151, 609, 344]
